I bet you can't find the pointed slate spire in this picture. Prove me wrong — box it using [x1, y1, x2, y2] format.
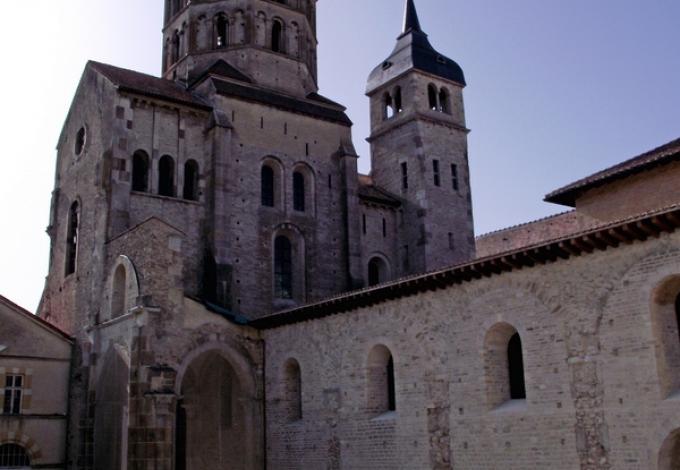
[403, 0, 422, 34]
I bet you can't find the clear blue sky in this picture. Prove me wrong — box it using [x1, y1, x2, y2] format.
[0, 0, 678, 311]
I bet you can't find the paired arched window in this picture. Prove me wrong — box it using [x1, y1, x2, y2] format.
[158, 155, 175, 197]
[0, 444, 30, 468]
[111, 264, 127, 319]
[367, 345, 396, 414]
[132, 151, 150, 192]
[215, 14, 229, 48]
[183, 160, 199, 201]
[382, 86, 403, 120]
[485, 323, 527, 408]
[428, 83, 452, 114]
[65, 201, 79, 276]
[293, 171, 305, 212]
[261, 166, 275, 207]
[283, 359, 302, 422]
[272, 19, 284, 53]
[274, 236, 293, 299]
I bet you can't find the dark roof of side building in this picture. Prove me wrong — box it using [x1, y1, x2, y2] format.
[545, 137, 680, 207]
[366, 0, 465, 94]
[89, 61, 212, 110]
[357, 174, 402, 208]
[0, 295, 73, 342]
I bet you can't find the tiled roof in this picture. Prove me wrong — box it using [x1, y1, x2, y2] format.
[89, 61, 212, 110]
[357, 175, 402, 208]
[211, 78, 352, 125]
[545, 137, 680, 207]
[0, 295, 73, 342]
[251, 203, 680, 329]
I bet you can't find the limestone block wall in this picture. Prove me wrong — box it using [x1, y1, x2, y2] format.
[263, 229, 680, 469]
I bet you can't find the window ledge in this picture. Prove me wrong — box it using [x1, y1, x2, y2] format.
[491, 399, 527, 414]
[371, 410, 397, 422]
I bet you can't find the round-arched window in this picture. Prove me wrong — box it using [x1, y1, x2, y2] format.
[0, 443, 30, 468]
[75, 127, 86, 155]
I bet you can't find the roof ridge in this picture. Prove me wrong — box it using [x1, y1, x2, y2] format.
[475, 210, 576, 239]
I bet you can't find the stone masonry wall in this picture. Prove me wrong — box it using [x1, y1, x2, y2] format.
[263, 229, 680, 469]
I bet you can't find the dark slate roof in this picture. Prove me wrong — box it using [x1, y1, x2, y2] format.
[89, 61, 212, 110]
[366, 0, 466, 94]
[545, 137, 680, 207]
[189, 59, 253, 85]
[357, 175, 402, 208]
[211, 78, 352, 125]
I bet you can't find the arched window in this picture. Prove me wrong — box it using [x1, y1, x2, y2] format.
[508, 333, 526, 399]
[659, 429, 680, 470]
[158, 155, 175, 197]
[651, 278, 680, 397]
[132, 151, 149, 192]
[439, 87, 450, 114]
[172, 31, 181, 63]
[284, 359, 302, 422]
[75, 127, 86, 155]
[383, 93, 394, 120]
[0, 444, 30, 468]
[368, 257, 388, 287]
[274, 236, 293, 299]
[65, 201, 79, 276]
[485, 323, 526, 408]
[261, 166, 275, 207]
[183, 160, 199, 201]
[428, 84, 438, 111]
[293, 172, 305, 212]
[272, 19, 284, 53]
[393, 86, 402, 114]
[111, 264, 127, 319]
[367, 345, 396, 414]
[215, 14, 228, 48]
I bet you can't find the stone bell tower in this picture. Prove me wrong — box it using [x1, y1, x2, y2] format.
[162, 0, 318, 96]
[366, 0, 475, 274]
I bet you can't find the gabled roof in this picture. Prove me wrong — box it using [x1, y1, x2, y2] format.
[358, 174, 402, 208]
[0, 295, 73, 343]
[188, 59, 253, 86]
[545, 137, 680, 207]
[88, 61, 212, 110]
[211, 78, 352, 125]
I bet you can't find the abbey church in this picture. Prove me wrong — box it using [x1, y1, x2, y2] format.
[1, 0, 680, 468]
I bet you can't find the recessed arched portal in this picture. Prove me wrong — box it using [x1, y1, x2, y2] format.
[176, 349, 255, 470]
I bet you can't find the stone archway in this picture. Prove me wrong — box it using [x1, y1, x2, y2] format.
[176, 350, 254, 470]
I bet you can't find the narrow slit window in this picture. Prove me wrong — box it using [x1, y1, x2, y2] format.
[65, 201, 79, 276]
[382, 218, 387, 238]
[428, 84, 438, 111]
[401, 162, 408, 190]
[451, 164, 459, 191]
[274, 236, 293, 299]
[433, 159, 441, 187]
[394, 87, 402, 114]
[261, 166, 275, 207]
[293, 172, 305, 212]
[362, 214, 367, 235]
[387, 356, 396, 411]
